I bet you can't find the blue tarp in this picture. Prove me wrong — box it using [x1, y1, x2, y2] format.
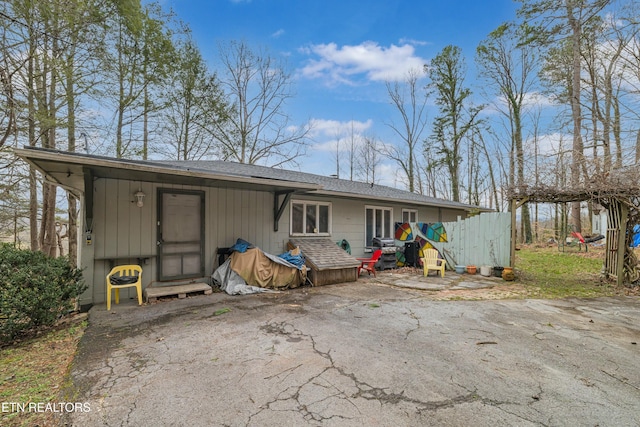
[633, 225, 640, 248]
[229, 237, 306, 269]
[278, 251, 306, 269]
[230, 238, 253, 253]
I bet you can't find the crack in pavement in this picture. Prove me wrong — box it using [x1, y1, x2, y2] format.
[451, 379, 547, 426]
[255, 320, 534, 425]
[64, 290, 640, 426]
[404, 309, 421, 340]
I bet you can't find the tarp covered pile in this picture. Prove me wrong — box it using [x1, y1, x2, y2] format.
[212, 239, 306, 295]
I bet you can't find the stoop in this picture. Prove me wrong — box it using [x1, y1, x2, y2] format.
[144, 282, 212, 303]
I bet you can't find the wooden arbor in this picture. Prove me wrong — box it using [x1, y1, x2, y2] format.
[508, 170, 639, 286]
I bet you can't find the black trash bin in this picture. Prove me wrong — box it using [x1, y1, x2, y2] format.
[404, 242, 418, 267]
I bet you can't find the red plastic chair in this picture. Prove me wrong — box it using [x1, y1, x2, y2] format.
[570, 231, 585, 243]
[357, 249, 383, 277]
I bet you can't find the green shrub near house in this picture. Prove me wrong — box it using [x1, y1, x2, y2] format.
[0, 243, 86, 344]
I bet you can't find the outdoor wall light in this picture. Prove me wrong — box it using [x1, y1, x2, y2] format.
[134, 190, 145, 207]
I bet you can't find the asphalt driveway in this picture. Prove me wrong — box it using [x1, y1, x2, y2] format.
[64, 281, 640, 426]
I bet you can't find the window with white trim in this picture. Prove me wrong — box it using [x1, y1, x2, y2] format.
[290, 200, 332, 236]
[402, 209, 418, 223]
[365, 206, 393, 246]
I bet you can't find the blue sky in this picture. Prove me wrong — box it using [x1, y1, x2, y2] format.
[162, 0, 521, 185]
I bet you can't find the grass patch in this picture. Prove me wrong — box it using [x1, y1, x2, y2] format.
[516, 246, 616, 298]
[213, 307, 231, 316]
[0, 320, 86, 427]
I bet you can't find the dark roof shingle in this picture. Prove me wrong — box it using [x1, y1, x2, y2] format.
[159, 160, 483, 211]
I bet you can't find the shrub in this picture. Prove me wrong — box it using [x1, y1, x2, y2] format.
[0, 243, 86, 344]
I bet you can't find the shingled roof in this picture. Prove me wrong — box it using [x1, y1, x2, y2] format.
[14, 147, 486, 212]
[159, 160, 483, 211]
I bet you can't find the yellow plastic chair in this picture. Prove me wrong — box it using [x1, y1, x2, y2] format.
[106, 265, 143, 310]
[422, 249, 446, 278]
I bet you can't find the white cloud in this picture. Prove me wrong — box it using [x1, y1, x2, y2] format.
[376, 162, 404, 188]
[484, 91, 558, 116]
[308, 119, 373, 166]
[309, 118, 373, 139]
[522, 92, 557, 109]
[398, 38, 429, 47]
[271, 29, 285, 38]
[299, 41, 427, 85]
[303, 118, 406, 187]
[525, 132, 572, 157]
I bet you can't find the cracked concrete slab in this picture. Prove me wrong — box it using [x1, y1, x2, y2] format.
[449, 280, 495, 290]
[62, 282, 640, 426]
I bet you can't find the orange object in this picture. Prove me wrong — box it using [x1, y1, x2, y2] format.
[356, 249, 383, 277]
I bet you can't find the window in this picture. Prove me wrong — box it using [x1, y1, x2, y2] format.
[402, 209, 418, 223]
[365, 206, 393, 246]
[290, 201, 331, 235]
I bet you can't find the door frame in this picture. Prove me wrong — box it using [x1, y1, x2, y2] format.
[156, 188, 205, 281]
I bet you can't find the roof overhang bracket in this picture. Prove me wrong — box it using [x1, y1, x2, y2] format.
[274, 190, 294, 232]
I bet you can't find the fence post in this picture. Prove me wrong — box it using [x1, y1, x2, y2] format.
[616, 201, 628, 286]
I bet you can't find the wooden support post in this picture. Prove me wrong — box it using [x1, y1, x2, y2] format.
[510, 197, 528, 268]
[616, 202, 628, 286]
[510, 198, 517, 268]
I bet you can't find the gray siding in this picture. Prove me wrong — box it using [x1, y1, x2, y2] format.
[285, 194, 467, 257]
[81, 178, 468, 305]
[86, 178, 291, 304]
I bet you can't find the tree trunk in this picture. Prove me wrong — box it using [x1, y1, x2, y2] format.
[65, 42, 79, 264]
[28, 41, 39, 251]
[636, 130, 640, 164]
[613, 96, 622, 168]
[143, 60, 149, 160]
[568, 2, 584, 233]
[41, 49, 59, 257]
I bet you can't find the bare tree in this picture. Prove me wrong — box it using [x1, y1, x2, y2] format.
[473, 128, 501, 212]
[357, 134, 381, 184]
[102, 1, 176, 159]
[331, 127, 341, 178]
[0, 55, 17, 149]
[345, 121, 359, 181]
[581, 13, 631, 174]
[517, 0, 611, 232]
[212, 40, 310, 167]
[477, 22, 537, 242]
[636, 130, 640, 164]
[428, 45, 483, 202]
[158, 37, 229, 160]
[383, 68, 429, 193]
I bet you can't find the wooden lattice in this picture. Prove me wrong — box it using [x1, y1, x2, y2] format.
[508, 167, 640, 285]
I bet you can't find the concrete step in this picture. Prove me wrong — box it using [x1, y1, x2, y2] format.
[144, 282, 212, 303]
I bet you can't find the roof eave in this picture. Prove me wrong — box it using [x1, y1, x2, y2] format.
[312, 189, 490, 212]
[13, 147, 321, 193]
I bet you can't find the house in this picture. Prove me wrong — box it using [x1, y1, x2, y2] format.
[15, 147, 486, 307]
[593, 208, 640, 247]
